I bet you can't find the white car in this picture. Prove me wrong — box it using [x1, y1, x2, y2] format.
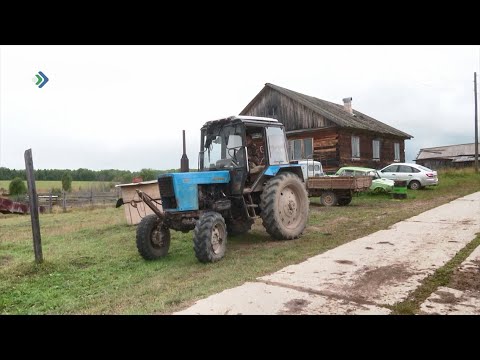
[379, 163, 438, 190]
[297, 160, 325, 179]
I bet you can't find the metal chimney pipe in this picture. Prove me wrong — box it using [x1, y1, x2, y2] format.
[180, 130, 189, 172]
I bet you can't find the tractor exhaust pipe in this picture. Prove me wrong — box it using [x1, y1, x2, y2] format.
[180, 130, 189, 172]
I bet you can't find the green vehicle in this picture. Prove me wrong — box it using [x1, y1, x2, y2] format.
[335, 167, 395, 193]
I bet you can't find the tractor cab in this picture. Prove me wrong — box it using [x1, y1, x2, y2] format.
[199, 116, 299, 195]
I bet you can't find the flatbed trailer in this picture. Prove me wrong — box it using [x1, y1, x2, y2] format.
[306, 176, 372, 206]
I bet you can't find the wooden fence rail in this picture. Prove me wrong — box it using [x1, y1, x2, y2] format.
[25, 189, 120, 212]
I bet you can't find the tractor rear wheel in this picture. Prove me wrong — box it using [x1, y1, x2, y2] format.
[260, 172, 309, 240]
[136, 214, 171, 260]
[193, 211, 227, 263]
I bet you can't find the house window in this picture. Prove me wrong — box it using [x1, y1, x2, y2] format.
[394, 143, 400, 161]
[373, 139, 380, 160]
[288, 138, 313, 160]
[268, 106, 277, 117]
[351, 136, 360, 159]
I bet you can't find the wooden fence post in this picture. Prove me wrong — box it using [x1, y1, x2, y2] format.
[24, 149, 43, 264]
[90, 189, 93, 207]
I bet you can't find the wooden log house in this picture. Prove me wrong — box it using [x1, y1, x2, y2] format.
[240, 83, 413, 173]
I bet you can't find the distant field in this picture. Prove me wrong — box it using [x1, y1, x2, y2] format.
[0, 180, 115, 193]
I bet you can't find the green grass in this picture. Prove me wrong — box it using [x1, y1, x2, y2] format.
[0, 180, 113, 193]
[388, 234, 480, 315]
[0, 169, 479, 314]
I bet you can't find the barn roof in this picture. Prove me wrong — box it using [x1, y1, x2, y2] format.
[241, 83, 413, 139]
[416, 143, 477, 160]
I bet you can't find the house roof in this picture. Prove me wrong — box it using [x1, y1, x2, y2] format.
[241, 83, 413, 139]
[416, 143, 477, 160]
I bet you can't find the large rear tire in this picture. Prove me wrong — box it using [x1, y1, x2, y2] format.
[260, 172, 309, 240]
[193, 211, 227, 263]
[136, 214, 171, 260]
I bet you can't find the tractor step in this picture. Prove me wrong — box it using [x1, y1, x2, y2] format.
[243, 193, 257, 218]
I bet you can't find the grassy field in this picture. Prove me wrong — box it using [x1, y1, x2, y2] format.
[0, 180, 114, 193]
[0, 168, 479, 314]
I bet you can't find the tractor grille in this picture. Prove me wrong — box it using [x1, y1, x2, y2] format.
[158, 176, 177, 209]
[158, 176, 175, 196]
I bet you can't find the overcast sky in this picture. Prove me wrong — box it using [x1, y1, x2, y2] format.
[0, 45, 478, 171]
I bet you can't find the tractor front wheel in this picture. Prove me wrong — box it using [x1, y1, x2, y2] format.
[136, 214, 171, 260]
[193, 211, 227, 263]
[260, 172, 309, 240]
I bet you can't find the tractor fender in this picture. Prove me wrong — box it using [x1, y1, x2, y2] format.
[263, 165, 304, 182]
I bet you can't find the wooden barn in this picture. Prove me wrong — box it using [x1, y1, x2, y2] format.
[415, 143, 477, 169]
[240, 83, 413, 173]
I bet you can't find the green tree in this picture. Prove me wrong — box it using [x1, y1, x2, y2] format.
[139, 168, 157, 181]
[62, 172, 73, 192]
[9, 177, 27, 198]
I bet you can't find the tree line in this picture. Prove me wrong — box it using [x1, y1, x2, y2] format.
[0, 167, 183, 183]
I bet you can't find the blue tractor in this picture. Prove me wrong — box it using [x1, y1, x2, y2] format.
[135, 115, 309, 263]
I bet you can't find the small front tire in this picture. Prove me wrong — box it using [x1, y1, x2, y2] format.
[136, 214, 171, 260]
[193, 212, 227, 263]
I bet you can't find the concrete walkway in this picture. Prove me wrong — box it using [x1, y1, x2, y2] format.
[175, 192, 480, 315]
[420, 243, 480, 315]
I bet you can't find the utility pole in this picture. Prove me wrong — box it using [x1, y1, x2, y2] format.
[475, 72, 478, 173]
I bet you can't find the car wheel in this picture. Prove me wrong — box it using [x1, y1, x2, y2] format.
[408, 180, 421, 190]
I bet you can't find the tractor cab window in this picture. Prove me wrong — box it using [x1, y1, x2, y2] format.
[266, 126, 289, 165]
[201, 126, 245, 170]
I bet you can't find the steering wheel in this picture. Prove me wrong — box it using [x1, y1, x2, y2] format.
[227, 147, 240, 167]
[258, 145, 265, 164]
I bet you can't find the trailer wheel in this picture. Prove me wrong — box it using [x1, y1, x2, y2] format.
[136, 214, 171, 260]
[321, 191, 337, 206]
[193, 211, 227, 263]
[337, 196, 352, 206]
[260, 172, 309, 240]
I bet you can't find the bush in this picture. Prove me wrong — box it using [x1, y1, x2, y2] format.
[62, 172, 72, 192]
[51, 187, 62, 196]
[9, 178, 27, 197]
